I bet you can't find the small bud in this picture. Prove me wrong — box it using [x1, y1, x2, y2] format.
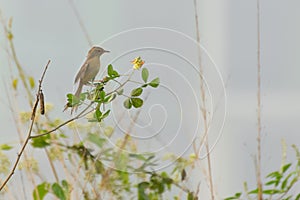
[29, 76, 35, 89]
[181, 169, 187, 181]
[7, 32, 13, 40]
[12, 78, 18, 90]
[40, 90, 45, 115]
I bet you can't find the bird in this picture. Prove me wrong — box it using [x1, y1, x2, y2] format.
[64, 46, 109, 114]
[74, 46, 109, 98]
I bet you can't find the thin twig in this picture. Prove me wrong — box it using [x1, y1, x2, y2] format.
[193, 0, 215, 199]
[256, 0, 263, 200]
[30, 102, 93, 139]
[0, 60, 51, 191]
[106, 71, 135, 96]
[44, 148, 59, 182]
[68, 0, 93, 46]
[256, 0, 263, 199]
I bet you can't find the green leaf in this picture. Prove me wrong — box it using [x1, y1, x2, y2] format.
[157, 181, 165, 193]
[31, 135, 50, 148]
[283, 195, 292, 200]
[112, 70, 119, 77]
[61, 180, 69, 192]
[266, 171, 281, 179]
[95, 109, 102, 121]
[266, 170, 282, 186]
[149, 77, 160, 88]
[129, 153, 148, 161]
[107, 64, 119, 77]
[107, 64, 114, 76]
[295, 193, 300, 200]
[281, 173, 293, 190]
[281, 163, 292, 174]
[33, 182, 49, 200]
[115, 152, 129, 170]
[224, 192, 242, 200]
[79, 93, 87, 101]
[0, 144, 13, 151]
[265, 180, 278, 186]
[124, 98, 132, 109]
[187, 192, 195, 200]
[162, 175, 173, 188]
[52, 183, 66, 200]
[287, 176, 298, 190]
[95, 160, 104, 174]
[87, 133, 106, 148]
[102, 110, 111, 119]
[262, 189, 281, 194]
[248, 188, 258, 194]
[66, 93, 80, 106]
[131, 98, 143, 108]
[118, 171, 130, 186]
[66, 93, 73, 99]
[142, 68, 149, 83]
[138, 182, 150, 200]
[234, 193, 242, 198]
[131, 88, 143, 97]
[104, 94, 116, 103]
[100, 90, 106, 100]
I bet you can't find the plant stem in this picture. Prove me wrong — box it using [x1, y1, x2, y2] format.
[256, 0, 263, 199]
[193, 0, 215, 199]
[0, 60, 50, 191]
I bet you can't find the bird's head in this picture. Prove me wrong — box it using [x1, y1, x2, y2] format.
[88, 46, 110, 58]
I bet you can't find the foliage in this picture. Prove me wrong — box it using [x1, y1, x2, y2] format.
[225, 144, 300, 200]
[1, 16, 300, 200]
[0, 21, 196, 199]
[64, 63, 160, 118]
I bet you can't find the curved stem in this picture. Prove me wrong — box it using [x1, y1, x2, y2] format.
[0, 60, 50, 191]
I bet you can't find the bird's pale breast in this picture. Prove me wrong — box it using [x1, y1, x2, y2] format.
[82, 56, 101, 84]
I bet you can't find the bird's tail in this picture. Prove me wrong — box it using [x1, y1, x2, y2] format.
[75, 82, 83, 98]
[69, 82, 83, 114]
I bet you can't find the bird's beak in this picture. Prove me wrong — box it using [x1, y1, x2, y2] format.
[104, 50, 110, 53]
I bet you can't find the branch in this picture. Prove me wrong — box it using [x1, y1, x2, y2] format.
[32, 69, 134, 139]
[256, 0, 263, 199]
[193, 0, 215, 199]
[30, 102, 93, 139]
[68, 0, 93, 46]
[145, 171, 190, 194]
[0, 60, 51, 191]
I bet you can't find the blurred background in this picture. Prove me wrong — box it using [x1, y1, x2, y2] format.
[0, 0, 299, 198]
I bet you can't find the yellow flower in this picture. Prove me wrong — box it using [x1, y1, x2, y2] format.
[131, 56, 145, 70]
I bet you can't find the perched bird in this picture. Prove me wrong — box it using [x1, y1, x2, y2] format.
[74, 46, 109, 97]
[63, 46, 109, 113]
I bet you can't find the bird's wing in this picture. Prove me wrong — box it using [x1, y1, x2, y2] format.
[74, 62, 89, 84]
